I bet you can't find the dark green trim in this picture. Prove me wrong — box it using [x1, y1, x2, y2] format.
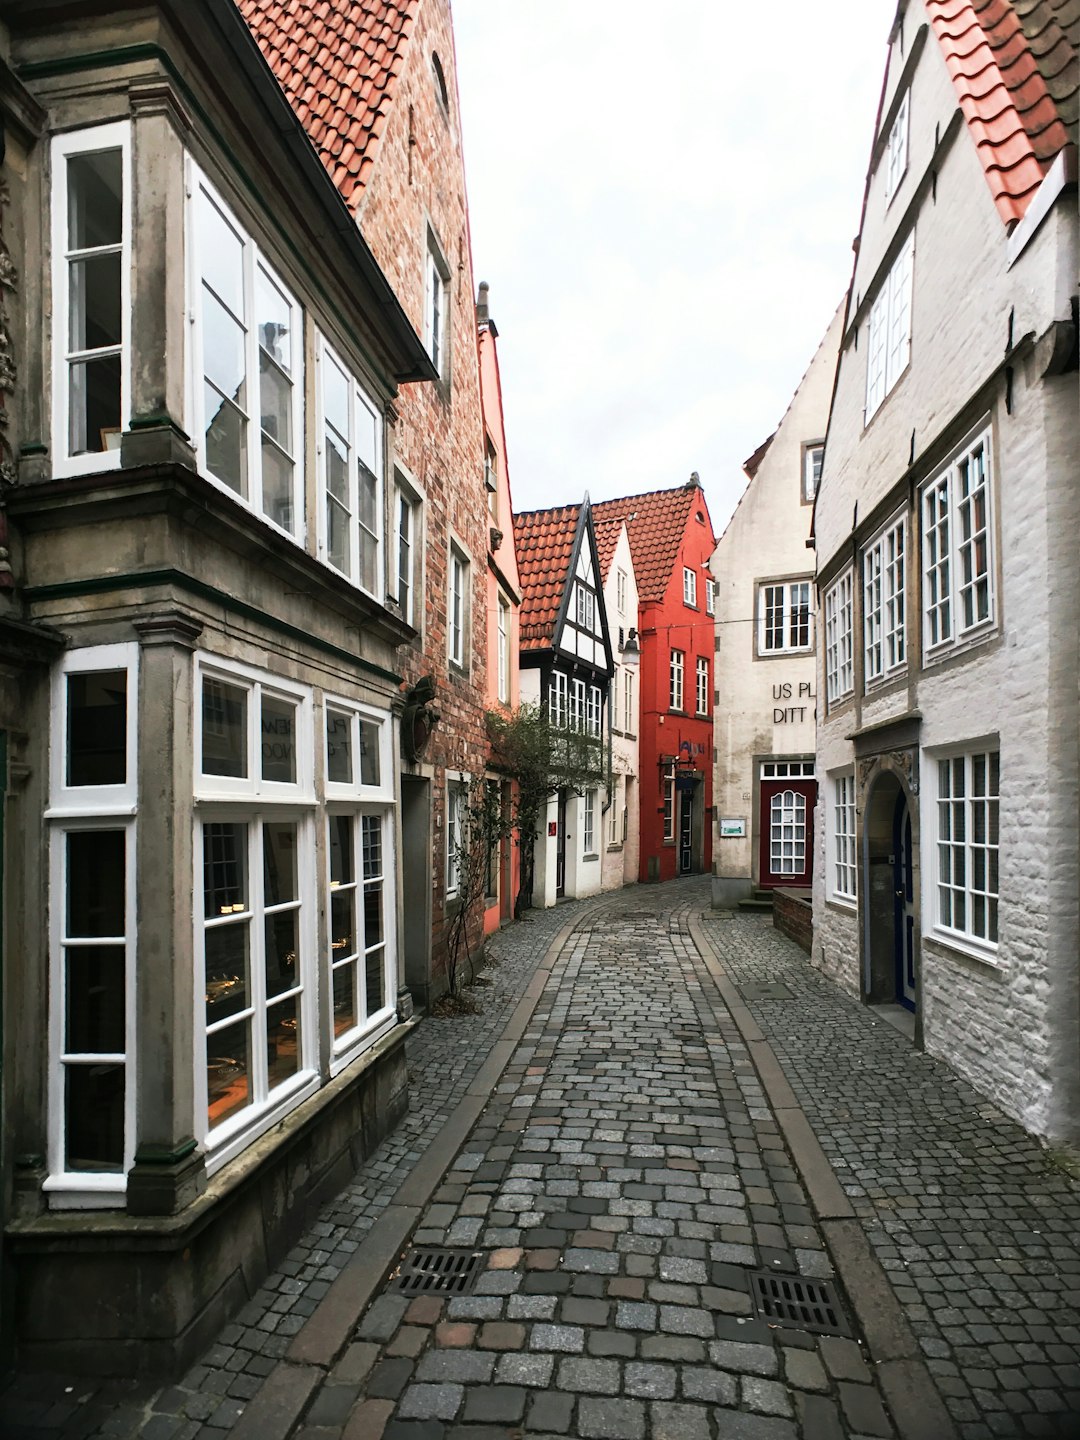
[25, 569, 404, 685]
[133, 1139, 197, 1166]
[19, 442, 47, 457]
[128, 410, 187, 435]
[19, 42, 429, 396]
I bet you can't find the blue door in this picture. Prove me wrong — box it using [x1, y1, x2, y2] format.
[893, 793, 916, 1010]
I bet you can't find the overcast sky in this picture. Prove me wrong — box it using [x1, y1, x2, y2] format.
[452, 1, 895, 536]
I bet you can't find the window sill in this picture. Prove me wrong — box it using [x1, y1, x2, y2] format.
[756, 648, 815, 662]
[922, 623, 998, 670]
[924, 929, 1004, 973]
[582, 853, 599, 863]
[825, 895, 857, 915]
[606, 843, 623, 853]
[864, 666, 907, 695]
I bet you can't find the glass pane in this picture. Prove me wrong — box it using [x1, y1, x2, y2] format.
[203, 821, 248, 918]
[204, 384, 247, 496]
[264, 909, 298, 1001]
[364, 885, 383, 949]
[267, 995, 300, 1089]
[65, 1063, 124, 1171]
[262, 439, 294, 533]
[202, 677, 248, 777]
[207, 1021, 250, 1128]
[359, 719, 380, 787]
[67, 669, 126, 786]
[329, 814, 353, 885]
[199, 191, 245, 317]
[257, 266, 293, 373]
[327, 709, 353, 784]
[68, 149, 122, 250]
[355, 390, 379, 474]
[261, 693, 297, 784]
[69, 353, 121, 455]
[328, 494, 350, 575]
[332, 962, 356, 1037]
[264, 822, 298, 905]
[331, 890, 356, 962]
[66, 946, 125, 1054]
[204, 921, 249, 1023]
[365, 947, 384, 1017]
[323, 353, 349, 433]
[69, 253, 121, 351]
[362, 814, 383, 878]
[67, 830, 124, 938]
[260, 350, 292, 452]
[360, 517, 378, 592]
[202, 290, 247, 407]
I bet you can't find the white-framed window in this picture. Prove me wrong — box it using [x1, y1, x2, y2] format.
[884, 89, 910, 203]
[761, 760, 816, 779]
[188, 166, 305, 537]
[705, 577, 715, 617]
[758, 580, 813, 654]
[923, 427, 994, 656]
[484, 439, 498, 523]
[196, 658, 313, 801]
[623, 669, 634, 736]
[803, 442, 824, 504]
[588, 684, 602, 737]
[51, 122, 131, 478]
[683, 567, 697, 607]
[865, 232, 914, 421]
[670, 649, 685, 711]
[46, 644, 139, 1206]
[424, 230, 449, 377]
[864, 518, 906, 684]
[448, 544, 470, 668]
[616, 568, 627, 615]
[608, 777, 621, 846]
[583, 789, 596, 854]
[576, 584, 596, 631]
[932, 748, 999, 954]
[328, 808, 395, 1053]
[445, 778, 465, 899]
[611, 668, 620, 730]
[316, 334, 383, 596]
[393, 474, 421, 626]
[549, 671, 567, 729]
[831, 772, 857, 903]
[570, 678, 586, 733]
[662, 762, 675, 842]
[825, 570, 854, 704]
[696, 657, 709, 715]
[497, 594, 511, 703]
[324, 699, 392, 801]
[770, 790, 807, 876]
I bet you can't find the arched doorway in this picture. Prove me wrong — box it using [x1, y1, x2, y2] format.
[862, 768, 918, 1014]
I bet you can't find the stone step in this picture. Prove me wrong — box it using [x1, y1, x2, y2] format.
[738, 897, 774, 912]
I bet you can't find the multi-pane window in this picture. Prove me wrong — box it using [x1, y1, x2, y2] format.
[497, 595, 511, 703]
[318, 336, 382, 595]
[616, 569, 627, 614]
[52, 124, 130, 476]
[696, 657, 709, 715]
[935, 750, 999, 948]
[884, 89, 910, 202]
[832, 773, 857, 902]
[445, 781, 465, 898]
[584, 789, 596, 853]
[48, 645, 138, 1199]
[663, 763, 676, 841]
[449, 546, 469, 667]
[670, 650, 685, 711]
[394, 480, 418, 625]
[825, 571, 854, 703]
[865, 232, 914, 420]
[923, 428, 994, 655]
[549, 671, 568, 729]
[864, 519, 906, 684]
[576, 585, 595, 630]
[683, 568, 697, 607]
[705, 578, 715, 616]
[191, 169, 304, 535]
[623, 670, 634, 735]
[758, 581, 812, 654]
[425, 234, 449, 376]
[770, 790, 807, 876]
[328, 811, 391, 1045]
[608, 778, 620, 846]
[803, 443, 824, 504]
[570, 678, 586, 732]
[485, 441, 498, 522]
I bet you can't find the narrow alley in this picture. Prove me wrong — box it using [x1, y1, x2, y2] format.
[6, 880, 1080, 1440]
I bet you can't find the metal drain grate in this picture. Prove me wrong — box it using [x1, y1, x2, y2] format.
[393, 1247, 484, 1296]
[750, 1271, 851, 1337]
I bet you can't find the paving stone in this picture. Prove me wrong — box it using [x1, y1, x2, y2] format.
[709, 1339, 779, 1376]
[577, 1396, 646, 1440]
[554, 1357, 620, 1394]
[782, 1346, 828, 1392]
[416, 1351, 496, 1384]
[623, 1361, 677, 1399]
[529, 1323, 584, 1353]
[524, 1391, 574, 1433]
[649, 1401, 711, 1440]
[837, 1380, 894, 1435]
[460, 1386, 526, 1423]
[397, 1383, 464, 1422]
[741, 1376, 793, 1417]
[494, 1352, 555, 1388]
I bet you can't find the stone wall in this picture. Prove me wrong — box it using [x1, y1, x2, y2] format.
[773, 888, 813, 955]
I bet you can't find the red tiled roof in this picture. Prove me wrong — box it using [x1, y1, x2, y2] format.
[926, 0, 1078, 225]
[236, 0, 417, 212]
[593, 517, 623, 582]
[512, 503, 582, 651]
[592, 483, 714, 606]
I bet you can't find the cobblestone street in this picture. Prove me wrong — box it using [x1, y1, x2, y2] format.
[4, 880, 1080, 1439]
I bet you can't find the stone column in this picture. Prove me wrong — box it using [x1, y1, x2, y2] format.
[126, 610, 205, 1216]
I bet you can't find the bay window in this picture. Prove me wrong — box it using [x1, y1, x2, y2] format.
[824, 571, 854, 704]
[923, 427, 994, 656]
[864, 518, 906, 684]
[317, 335, 384, 597]
[831, 773, 857, 903]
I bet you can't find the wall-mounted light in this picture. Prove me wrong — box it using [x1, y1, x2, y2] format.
[621, 627, 640, 669]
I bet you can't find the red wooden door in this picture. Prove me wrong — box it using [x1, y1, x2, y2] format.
[758, 780, 816, 889]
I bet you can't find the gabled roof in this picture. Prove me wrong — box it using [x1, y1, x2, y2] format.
[512, 503, 582, 651]
[593, 517, 624, 582]
[236, 0, 417, 213]
[925, 0, 1078, 225]
[592, 483, 714, 605]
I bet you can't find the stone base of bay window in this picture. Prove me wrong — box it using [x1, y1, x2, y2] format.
[6, 1018, 414, 1377]
[120, 412, 197, 470]
[126, 1141, 206, 1217]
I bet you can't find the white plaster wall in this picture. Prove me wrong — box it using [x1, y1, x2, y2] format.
[602, 526, 640, 892]
[712, 305, 842, 890]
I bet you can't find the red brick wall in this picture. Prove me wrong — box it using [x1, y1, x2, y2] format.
[773, 888, 813, 955]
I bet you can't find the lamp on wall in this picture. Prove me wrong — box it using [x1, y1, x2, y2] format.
[620, 628, 640, 668]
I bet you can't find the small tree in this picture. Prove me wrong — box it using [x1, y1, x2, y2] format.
[443, 775, 509, 998]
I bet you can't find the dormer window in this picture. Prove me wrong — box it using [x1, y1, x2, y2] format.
[575, 584, 595, 631]
[884, 89, 909, 204]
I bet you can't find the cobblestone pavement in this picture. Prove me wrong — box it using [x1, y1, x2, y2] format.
[0, 894, 600, 1440]
[698, 907, 1080, 1440]
[292, 882, 900, 1439]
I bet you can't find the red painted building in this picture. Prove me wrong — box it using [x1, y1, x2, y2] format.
[593, 479, 718, 883]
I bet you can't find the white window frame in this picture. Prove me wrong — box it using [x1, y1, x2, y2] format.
[45, 643, 139, 1206]
[616, 568, 627, 615]
[588, 684, 602, 738]
[570, 678, 586, 733]
[188, 163, 306, 540]
[757, 580, 813, 655]
[575, 584, 595, 631]
[445, 776, 466, 899]
[884, 89, 910, 204]
[549, 671, 568, 729]
[623, 669, 634, 737]
[803, 442, 824, 504]
[326, 804, 397, 1070]
[865, 232, 914, 421]
[497, 594, 511, 704]
[929, 745, 1000, 962]
[51, 121, 132, 480]
[705, 577, 715, 617]
[195, 654, 314, 803]
[583, 788, 596, 855]
[316, 332, 384, 599]
[669, 649, 685, 711]
[683, 567, 697, 608]
[922, 425, 995, 658]
[696, 656, 709, 716]
[393, 474, 420, 626]
[825, 570, 854, 705]
[662, 762, 675, 842]
[830, 772, 857, 905]
[448, 543, 470, 669]
[608, 777, 620, 846]
[424, 230, 449, 377]
[864, 517, 906, 685]
[324, 696, 394, 804]
[761, 760, 816, 779]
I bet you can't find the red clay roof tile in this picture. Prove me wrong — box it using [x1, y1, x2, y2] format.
[592, 483, 715, 607]
[512, 504, 582, 651]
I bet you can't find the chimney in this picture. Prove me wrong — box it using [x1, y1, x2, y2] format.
[476, 280, 490, 324]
